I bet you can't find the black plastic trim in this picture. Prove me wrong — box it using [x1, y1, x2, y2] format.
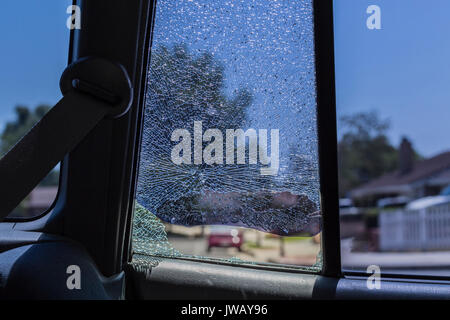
[127, 258, 450, 300]
[313, 0, 341, 276]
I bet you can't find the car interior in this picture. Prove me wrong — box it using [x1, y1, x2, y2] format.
[0, 0, 450, 302]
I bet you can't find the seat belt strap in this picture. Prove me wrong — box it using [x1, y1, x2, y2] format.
[0, 57, 133, 220]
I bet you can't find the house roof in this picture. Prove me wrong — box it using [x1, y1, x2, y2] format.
[351, 151, 450, 198]
[428, 169, 450, 186]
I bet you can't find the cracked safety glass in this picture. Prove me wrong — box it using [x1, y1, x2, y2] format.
[133, 0, 322, 270]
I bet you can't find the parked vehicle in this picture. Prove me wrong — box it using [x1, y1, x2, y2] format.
[339, 198, 359, 216]
[406, 186, 450, 210]
[207, 226, 243, 252]
[377, 196, 410, 210]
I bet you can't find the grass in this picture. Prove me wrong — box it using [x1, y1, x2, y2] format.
[282, 236, 312, 243]
[244, 241, 277, 250]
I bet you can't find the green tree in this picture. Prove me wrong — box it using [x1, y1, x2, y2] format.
[142, 44, 252, 155]
[338, 111, 399, 197]
[137, 45, 280, 228]
[0, 105, 50, 156]
[0, 105, 59, 186]
[138, 44, 255, 193]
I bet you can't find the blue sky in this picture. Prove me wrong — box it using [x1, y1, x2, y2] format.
[334, 0, 450, 157]
[0, 0, 71, 132]
[0, 0, 448, 159]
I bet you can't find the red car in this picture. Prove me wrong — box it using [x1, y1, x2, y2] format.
[207, 226, 243, 252]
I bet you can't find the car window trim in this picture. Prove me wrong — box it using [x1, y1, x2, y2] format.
[314, 0, 341, 277]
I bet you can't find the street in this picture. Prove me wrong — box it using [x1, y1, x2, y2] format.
[165, 225, 321, 266]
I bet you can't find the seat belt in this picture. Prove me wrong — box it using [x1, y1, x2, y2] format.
[0, 57, 133, 220]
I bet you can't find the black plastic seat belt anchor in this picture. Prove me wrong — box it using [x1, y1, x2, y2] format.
[60, 57, 133, 118]
[71, 78, 119, 105]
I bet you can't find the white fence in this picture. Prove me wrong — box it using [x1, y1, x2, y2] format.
[379, 202, 450, 251]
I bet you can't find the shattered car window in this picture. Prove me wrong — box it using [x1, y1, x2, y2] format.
[133, 0, 322, 269]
